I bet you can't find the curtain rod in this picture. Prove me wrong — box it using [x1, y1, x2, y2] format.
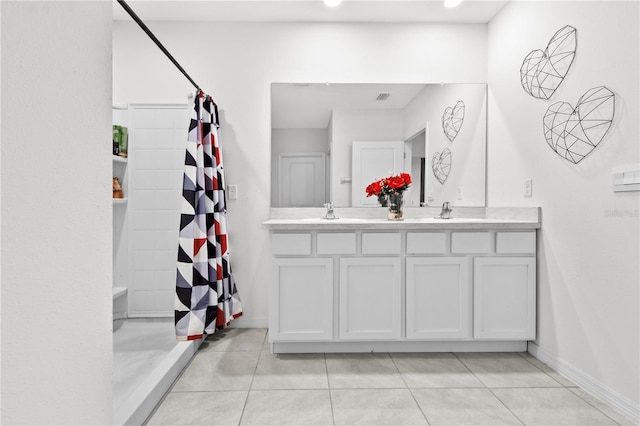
[116, 0, 201, 92]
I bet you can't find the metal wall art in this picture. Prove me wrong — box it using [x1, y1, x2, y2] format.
[432, 148, 452, 184]
[543, 86, 615, 164]
[521, 25, 577, 100]
[442, 100, 465, 142]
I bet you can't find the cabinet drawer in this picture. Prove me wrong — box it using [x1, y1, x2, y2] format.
[362, 232, 401, 255]
[496, 232, 536, 254]
[317, 233, 356, 255]
[407, 232, 446, 254]
[451, 232, 491, 254]
[271, 233, 311, 255]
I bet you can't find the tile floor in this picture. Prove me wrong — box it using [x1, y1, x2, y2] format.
[146, 328, 634, 426]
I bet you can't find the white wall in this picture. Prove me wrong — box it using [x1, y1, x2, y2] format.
[488, 0, 639, 415]
[113, 21, 488, 326]
[1, 1, 113, 424]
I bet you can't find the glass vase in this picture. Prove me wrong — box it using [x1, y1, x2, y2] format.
[386, 192, 404, 221]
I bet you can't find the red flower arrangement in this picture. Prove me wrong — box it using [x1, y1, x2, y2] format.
[366, 173, 411, 219]
[365, 172, 412, 198]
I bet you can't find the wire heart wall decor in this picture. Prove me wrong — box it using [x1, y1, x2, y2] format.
[432, 148, 452, 184]
[521, 25, 577, 100]
[442, 101, 465, 142]
[543, 86, 615, 164]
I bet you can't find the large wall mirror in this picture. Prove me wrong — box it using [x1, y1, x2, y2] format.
[271, 83, 486, 208]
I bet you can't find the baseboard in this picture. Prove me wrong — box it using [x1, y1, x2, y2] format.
[227, 316, 268, 328]
[528, 342, 639, 424]
[273, 340, 527, 354]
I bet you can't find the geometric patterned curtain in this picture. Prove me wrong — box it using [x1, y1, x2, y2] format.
[175, 91, 243, 341]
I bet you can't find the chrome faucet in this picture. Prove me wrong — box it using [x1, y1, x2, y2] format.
[439, 202, 453, 219]
[324, 202, 337, 220]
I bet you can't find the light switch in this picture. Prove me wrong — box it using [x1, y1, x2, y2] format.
[227, 184, 238, 200]
[524, 178, 533, 197]
[427, 191, 434, 203]
[613, 168, 640, 192]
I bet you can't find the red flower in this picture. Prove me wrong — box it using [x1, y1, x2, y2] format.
[365, 173, 412, 197]
[365, 180, 383, 197]
[400, 173, 412, 185]
[387, 175, 405, 190]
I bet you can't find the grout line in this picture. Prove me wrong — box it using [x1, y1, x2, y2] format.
[325, 353, 337, 426]
[486, 387, 526, 426]
[388, 352, 432, 425]
[517, 351, 565, 387]
[235, 330, 266, 426]
[452, 352, 489, 388]
[566, 387, 626, 426]
[453, 352, 526, 426]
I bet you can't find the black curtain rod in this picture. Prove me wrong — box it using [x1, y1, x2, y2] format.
[117, 0, 201, 92]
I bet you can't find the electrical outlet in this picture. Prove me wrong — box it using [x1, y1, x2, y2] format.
[227, 184, 238, 200]
[427, 191, 434, 203]
[524, 178, 533, 197]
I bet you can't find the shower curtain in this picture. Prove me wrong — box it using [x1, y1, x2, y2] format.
[175, 91, 243, 341]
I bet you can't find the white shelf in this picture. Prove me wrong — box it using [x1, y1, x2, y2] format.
[113, 155, 128, 164]
[113, 198, 128, 204]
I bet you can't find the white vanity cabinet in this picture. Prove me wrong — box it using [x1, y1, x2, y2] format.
[264, 213, 540, 353]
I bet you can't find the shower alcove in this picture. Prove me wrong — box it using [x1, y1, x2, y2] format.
[112, 103, 202, 425]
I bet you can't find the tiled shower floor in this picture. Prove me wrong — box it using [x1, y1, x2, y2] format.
[145, 328, 634, 426]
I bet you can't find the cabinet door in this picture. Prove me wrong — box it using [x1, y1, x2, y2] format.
[406, 257, 471, 339]
[339, 257, 401, 340]
[474, 257, 536, 340]
[270, 258, 333, 341]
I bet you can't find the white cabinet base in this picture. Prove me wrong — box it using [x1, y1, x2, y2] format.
[271, 340, 527, 354]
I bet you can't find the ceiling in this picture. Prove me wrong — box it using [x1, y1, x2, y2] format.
[272, 83, 428, 128]
[114, 1, 506, 129]
[113, 0, 509, 24]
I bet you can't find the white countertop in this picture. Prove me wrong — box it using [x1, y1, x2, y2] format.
[263, 207, 541, 230]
